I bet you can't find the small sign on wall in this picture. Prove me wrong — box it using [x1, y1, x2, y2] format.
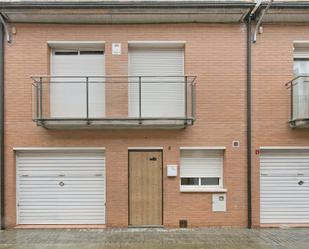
[112, 43, 121, 55]
[167, 165, 178, 177]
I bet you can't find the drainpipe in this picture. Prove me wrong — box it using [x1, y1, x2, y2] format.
[245, 0, 262, 229]
[245, 0, 264, 229]
[0, 15, 12, 44]
[0, 22, 4, 229]
[253, 0, 273, 43]
[246, 15, 252, 229]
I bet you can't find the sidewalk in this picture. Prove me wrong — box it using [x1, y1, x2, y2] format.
[0, 228, 308, 249]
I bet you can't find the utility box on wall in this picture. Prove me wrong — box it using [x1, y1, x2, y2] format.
[212, 193, 226, 212]
[167, 165, 177, 177]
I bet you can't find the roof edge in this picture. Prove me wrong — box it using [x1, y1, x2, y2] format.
[264, 1, 309, 9]
[0, 1, 255, 9]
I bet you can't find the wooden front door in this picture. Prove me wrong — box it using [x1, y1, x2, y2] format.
[129, 150, 163, 226]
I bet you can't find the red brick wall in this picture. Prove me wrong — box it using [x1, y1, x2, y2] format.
[4, 23, 247, 228]
[252, 24, 309, 227]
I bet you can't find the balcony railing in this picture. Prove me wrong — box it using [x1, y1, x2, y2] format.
[32, 75, 197, 129]
[286, 75, 309, 128]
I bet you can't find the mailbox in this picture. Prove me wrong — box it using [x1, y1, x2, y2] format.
[167, 165, 177, 177]
[212, 193, 227, 212]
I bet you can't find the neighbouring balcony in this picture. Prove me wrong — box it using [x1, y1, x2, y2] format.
[286, 75, 309, 128]
[32, 76, 197, 129]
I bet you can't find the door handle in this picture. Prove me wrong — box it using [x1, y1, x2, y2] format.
[149, 157, 157, 161]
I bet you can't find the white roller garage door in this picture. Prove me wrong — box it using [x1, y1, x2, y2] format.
[16, 149, 105, 225]
[260, 149, 309, 224]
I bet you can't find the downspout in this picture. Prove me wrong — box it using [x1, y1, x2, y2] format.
[0, 15, 12, 44]
[0, 22, 4, 229]
[253, 0, 273, 43]
[245, 0, 262, 229]
[245, 0, 269, 229]
[0, 13, 12, 230]
[246, 15, 252, 229]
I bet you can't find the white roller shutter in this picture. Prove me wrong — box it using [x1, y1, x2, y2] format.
[260, 149, 309, 224]
[128, 46, 184, 118]
[16, 150, 105, 225]
[293, 49, 309, 120]
[294, 47, 309, 59]
[51, 50, 105, 118]
[180, 150, 223, 178]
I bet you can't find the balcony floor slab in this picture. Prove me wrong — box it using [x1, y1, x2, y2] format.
[36, 118, 194, 129]
[289, 119, 309, 128]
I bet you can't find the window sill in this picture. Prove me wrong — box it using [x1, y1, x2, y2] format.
[180, 187, 227, 193]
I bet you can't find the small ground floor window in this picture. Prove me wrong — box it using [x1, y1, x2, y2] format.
[180, 148, 224, 191]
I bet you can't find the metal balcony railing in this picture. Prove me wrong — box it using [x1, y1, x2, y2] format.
[286, 75, 309, 128]
[32, 75, 197, 129]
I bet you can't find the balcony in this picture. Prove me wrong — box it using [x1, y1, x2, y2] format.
[286, 75, 309, 128]
[32, 76, 196, 129]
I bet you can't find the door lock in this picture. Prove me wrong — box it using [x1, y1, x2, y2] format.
[298, 180, 304, 186]
[59, 181, 65, 187]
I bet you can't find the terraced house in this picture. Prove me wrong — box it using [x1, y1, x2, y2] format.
[0, 0, 308, 229]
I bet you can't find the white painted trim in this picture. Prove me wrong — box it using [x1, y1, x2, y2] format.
[294, 41, 309, 46]
[16, 152, 20, 225]
[103, 151, 107, 214]
[128, 147, 163, 150]
[48, 41, 105, 49]
[180, 146, 226, 150]
[260, 146, 309, 150]
[48, 41, 106, 44]
[13, 147, 106, 151]
[180, 186, 227, 193]
[128, 41, 186, 44]
[128, 41, 186, 48]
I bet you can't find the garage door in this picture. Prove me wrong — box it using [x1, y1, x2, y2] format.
[260, 149, 309, 224]
[16, 150, 105, 225]
[128, 45, 184, 118]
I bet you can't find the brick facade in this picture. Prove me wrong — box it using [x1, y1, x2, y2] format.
[4, 22, 309, 229]
[4, 23, 248, 228]
[251, 24, 309, 227]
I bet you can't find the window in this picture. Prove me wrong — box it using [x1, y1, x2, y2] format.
[180, 149, 224, 191]
[51, 47, 105, 118]
[128, 45, 184, 118]
[293, 45, 309, 120]
[54, 50, 104, 56]
[293, 44, 309, 75]
[181, 177, 199, 185]
[201, 177, 219, 186]
[54, 51, 78, 55]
